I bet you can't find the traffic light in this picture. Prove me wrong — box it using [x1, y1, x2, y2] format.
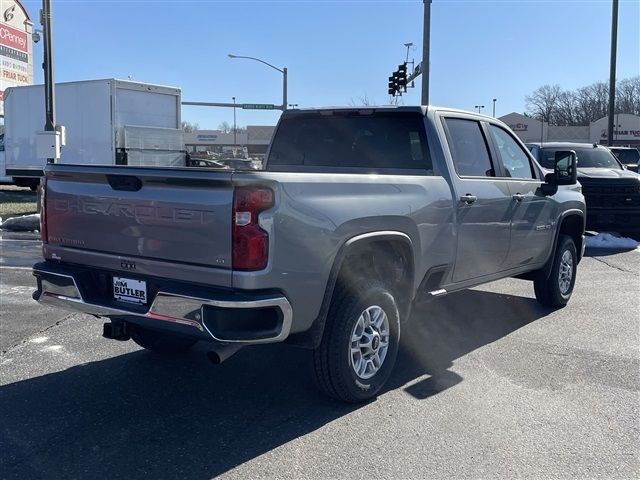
[388, 75, 397, 96]
[388, 63, 409, 97]
[397, 64, 407, 92]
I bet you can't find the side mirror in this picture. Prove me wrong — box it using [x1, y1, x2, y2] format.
[551, 150, 577, 186]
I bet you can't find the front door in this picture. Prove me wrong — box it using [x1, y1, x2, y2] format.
[485, 124, 556, 268]
[442, 116, 513, 282]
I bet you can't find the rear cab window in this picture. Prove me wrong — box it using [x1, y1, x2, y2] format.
[266, 111, 432, 174]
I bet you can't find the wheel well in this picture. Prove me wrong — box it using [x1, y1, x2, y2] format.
[285, 236, 415, 349]
[559, 215, 584, 260]
[336, 239, 414, 318]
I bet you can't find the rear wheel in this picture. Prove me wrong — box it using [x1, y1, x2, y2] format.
[313, 279, 400, 403]
[534, 235, 577, 308]
[131, 327, 197, 354]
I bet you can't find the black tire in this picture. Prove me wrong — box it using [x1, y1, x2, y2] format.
[534, 235, 577, 308]
[313, 279, 401, 403]
[131, 327, 197, 354]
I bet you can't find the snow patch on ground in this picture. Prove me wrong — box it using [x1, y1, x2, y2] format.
[0, 213, 40, 231]
[585, 233, 639, 250]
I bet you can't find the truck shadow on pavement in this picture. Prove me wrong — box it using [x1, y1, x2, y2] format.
[0, 290, 549, 479]
[393, 289, 548, 399]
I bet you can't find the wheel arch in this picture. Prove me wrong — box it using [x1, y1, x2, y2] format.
[286, 231, 415, 349]
[540, 210, 585, 279]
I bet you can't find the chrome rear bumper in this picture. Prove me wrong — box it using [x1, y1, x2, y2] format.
[33, 267, 292, 344]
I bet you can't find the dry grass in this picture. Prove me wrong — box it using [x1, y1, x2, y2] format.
[0, 185, 37, 218]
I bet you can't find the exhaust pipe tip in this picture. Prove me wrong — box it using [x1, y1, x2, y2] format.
[102, 322, 131, 341]
[207, 350, 222, 365]
[207, 344, 243, 365]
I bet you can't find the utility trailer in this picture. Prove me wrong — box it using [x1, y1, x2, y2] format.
[4, 79, 184, 188]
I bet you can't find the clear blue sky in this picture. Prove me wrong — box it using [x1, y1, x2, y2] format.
[23, 0, 640, 130]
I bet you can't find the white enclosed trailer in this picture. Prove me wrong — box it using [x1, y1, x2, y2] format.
[4, 79, 183, 188]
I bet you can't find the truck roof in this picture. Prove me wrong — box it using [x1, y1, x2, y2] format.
[282, 105, 496, 119]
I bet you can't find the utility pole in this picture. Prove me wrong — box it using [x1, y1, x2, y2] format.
[42, 0, 55, 133]
[282, 67, 288, 111]
[607, 0, 619, 147]
[421, 0, 432, 105]
[41, 0, 57, 165]
[232, 96, 237, 147]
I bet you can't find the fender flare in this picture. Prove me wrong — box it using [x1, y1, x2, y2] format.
[285, 231, 414, 349]
[540, 209, 585, 279]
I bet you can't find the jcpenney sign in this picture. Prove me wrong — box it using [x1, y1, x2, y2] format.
[0, 23, 27, 53]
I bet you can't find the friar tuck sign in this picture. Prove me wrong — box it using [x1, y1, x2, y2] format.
[0, 0, 33, 116]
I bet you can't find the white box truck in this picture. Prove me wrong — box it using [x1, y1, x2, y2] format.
[0, 133, 12, 184]
[4, 79, 184, 188]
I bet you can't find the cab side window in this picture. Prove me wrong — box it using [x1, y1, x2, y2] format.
[444, 118, 495, 177]
[489, 125, 535, 179]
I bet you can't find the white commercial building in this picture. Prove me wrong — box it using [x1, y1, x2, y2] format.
[499, 112, 640, 148]
[184, 125, 275, 156]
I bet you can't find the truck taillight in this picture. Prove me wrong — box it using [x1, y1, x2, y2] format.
[39, 177, 47, 243]
[232, 187, 274, 271]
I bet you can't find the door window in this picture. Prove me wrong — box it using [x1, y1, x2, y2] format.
[489, 126, 535, 179]
[444, 118, 495, 177]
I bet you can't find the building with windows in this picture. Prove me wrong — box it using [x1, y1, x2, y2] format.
[499, 112, 640, 147]
[184, 125, 275, 157]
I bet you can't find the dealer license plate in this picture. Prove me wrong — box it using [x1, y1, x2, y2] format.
[113, 277, 147, 305]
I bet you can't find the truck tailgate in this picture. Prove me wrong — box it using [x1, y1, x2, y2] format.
[45, 165, 233, 271]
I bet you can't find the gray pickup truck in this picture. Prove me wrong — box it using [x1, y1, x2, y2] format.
[33, 106, 586, 402]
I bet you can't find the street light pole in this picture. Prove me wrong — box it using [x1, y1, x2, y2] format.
[475, 105, 484, 114]
[228, 54, 288, 111]
[492, 98, 497, 117]
[232, 96, 236, 147]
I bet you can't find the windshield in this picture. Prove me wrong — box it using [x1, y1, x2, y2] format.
[611, 148, 640, 165]
[539, 147, 621, 169]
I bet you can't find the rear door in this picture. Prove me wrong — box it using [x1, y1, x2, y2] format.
[486, 124, 556, 268]
[441, 116, 512, 282]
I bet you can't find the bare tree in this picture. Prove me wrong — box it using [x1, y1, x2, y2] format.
[218, 121, 231, 133]
[181, 121, 199, 133]
[348, 93, 376, 106]
[525, 85, 562, 123]
[555, 91, 578, 126]
[617, 76, 640, 116]
[525, 77, 640, 125]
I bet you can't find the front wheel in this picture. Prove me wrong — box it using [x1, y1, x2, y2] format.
[534, 235, 577, 308]
[313, 280, 400, 403]
[131, 327, 197, 354]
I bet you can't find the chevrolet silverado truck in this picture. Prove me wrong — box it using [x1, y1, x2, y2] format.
[33, 107, 586, 402]
[527, 142, 640, 234]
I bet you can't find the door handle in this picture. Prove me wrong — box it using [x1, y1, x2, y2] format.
[459, 194, 477, 205]
[512, 193, 525, 202]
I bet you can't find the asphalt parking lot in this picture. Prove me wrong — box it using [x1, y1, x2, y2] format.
[1, 232, 638, 479]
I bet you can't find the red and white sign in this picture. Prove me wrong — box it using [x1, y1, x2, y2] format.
[0, 23, 27, 52]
